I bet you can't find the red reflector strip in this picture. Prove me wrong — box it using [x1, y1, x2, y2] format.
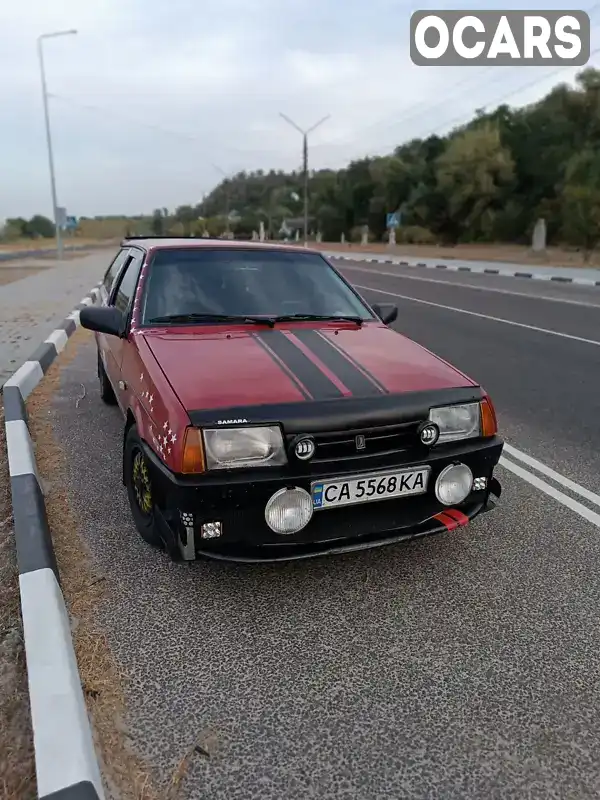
[443, 508, 470, 527]
[433, 512, 459, 531]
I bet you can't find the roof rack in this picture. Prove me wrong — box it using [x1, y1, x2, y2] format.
[121, 235, 187, 240]
[121, 235, 233, 243]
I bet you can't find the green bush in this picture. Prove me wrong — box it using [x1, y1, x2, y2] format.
[398, 226, 437, 244]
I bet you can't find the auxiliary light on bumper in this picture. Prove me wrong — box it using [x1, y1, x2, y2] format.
[264, 487, 314, 534]
[435, 463, 473, 505]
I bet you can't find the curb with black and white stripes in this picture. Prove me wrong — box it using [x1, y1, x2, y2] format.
[325, 252, 600, 287]
[2, 285, 105, 800]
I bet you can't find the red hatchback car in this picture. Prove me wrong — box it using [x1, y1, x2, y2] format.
[80, 237, 503, 562]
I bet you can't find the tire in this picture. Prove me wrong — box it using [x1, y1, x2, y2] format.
[97, 349, 117, 405]
[123, 424, 165, 550]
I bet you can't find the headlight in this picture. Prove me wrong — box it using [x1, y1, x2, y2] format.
[428, 402, 481, 444]
[202, 426, 287, 470]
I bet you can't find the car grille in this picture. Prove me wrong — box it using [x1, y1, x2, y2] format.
[288, 420, 425, 465]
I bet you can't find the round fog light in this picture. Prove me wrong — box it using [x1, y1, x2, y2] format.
[435, 463, 473, 506]
[265, 487, 313, 534]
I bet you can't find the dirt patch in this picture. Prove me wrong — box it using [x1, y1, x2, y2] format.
[0, 265, 54, 288]
[317, 241, 600, 269]
[0, 238, 113, 253]
[26, 329, 160, 800]
[0, 406, 37, 799]
[0, 244, 115, 287]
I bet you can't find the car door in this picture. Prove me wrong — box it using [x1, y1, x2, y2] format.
[101, 250, 144, 406]
[97, 248, 132, 379]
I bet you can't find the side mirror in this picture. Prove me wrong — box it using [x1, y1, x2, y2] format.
[371, 303, 398, 326]
[80, 305, 125, 337]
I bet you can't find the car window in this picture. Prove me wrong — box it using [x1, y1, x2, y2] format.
[113, 254, 143, 313]
[102, 249, 130, 296]
[140, 248, 375, 323]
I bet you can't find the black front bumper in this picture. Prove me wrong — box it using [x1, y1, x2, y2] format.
[140, 436, 503, 562]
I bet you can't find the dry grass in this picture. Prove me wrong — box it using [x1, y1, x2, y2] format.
[317, 240, 600, 269]
[26, 329, 161, 800]
[25, 329, 202, 799]
[0, 406, 37, 800]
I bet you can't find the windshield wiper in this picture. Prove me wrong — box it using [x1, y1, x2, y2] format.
[147, 312, 364, 327]
[147, 313, 275, 327]
[271, 313, 363, 326]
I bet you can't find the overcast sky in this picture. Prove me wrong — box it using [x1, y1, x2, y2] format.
[1, 0, 597, 220]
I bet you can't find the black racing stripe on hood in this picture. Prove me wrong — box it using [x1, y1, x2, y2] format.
[254, 330, 345, 400]
[252, 332, 312, 400]
[293, 329, 387, 396]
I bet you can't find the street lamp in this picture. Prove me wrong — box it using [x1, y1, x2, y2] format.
[279, 112, 330, 246]
[37, 29, 77, 260]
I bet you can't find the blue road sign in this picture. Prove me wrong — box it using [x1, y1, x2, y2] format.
[66, 216, 77, 230]
[386, 212, 401, 228]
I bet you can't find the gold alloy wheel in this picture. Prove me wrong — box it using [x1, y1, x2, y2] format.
[132, 450, 153, 515]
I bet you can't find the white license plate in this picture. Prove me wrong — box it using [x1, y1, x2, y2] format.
[311, 467, 430, 510]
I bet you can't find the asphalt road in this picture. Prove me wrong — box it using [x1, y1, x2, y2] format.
[340, 260, 600, 496]
[46, 262, 600, 799]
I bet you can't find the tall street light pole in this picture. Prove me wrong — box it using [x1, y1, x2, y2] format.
[279, 112, 330, 246]
[37, 29, 77, 260]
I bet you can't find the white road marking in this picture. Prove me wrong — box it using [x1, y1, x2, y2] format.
[499, 456, 600, 529]
[503, 443, 600, 509]
[343, 264, 600, 309]
[328, 253, 600, 287]
[353, 283, 600, 347]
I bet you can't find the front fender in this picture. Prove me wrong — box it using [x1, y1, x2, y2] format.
[121, 395, 154, 485]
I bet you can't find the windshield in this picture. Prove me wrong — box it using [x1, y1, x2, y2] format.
[140, 248, 375, 324]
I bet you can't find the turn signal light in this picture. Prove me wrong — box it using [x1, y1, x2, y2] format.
[181, 427, 205, 474]
[480, 397, 498, 437]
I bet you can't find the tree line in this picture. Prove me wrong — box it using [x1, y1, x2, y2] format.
[192, 66, 600, 254]
[4, 67, 600, 254]
[1, 215, 56, 240]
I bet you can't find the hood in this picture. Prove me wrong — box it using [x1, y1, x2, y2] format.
[144, 323, 474, 413]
